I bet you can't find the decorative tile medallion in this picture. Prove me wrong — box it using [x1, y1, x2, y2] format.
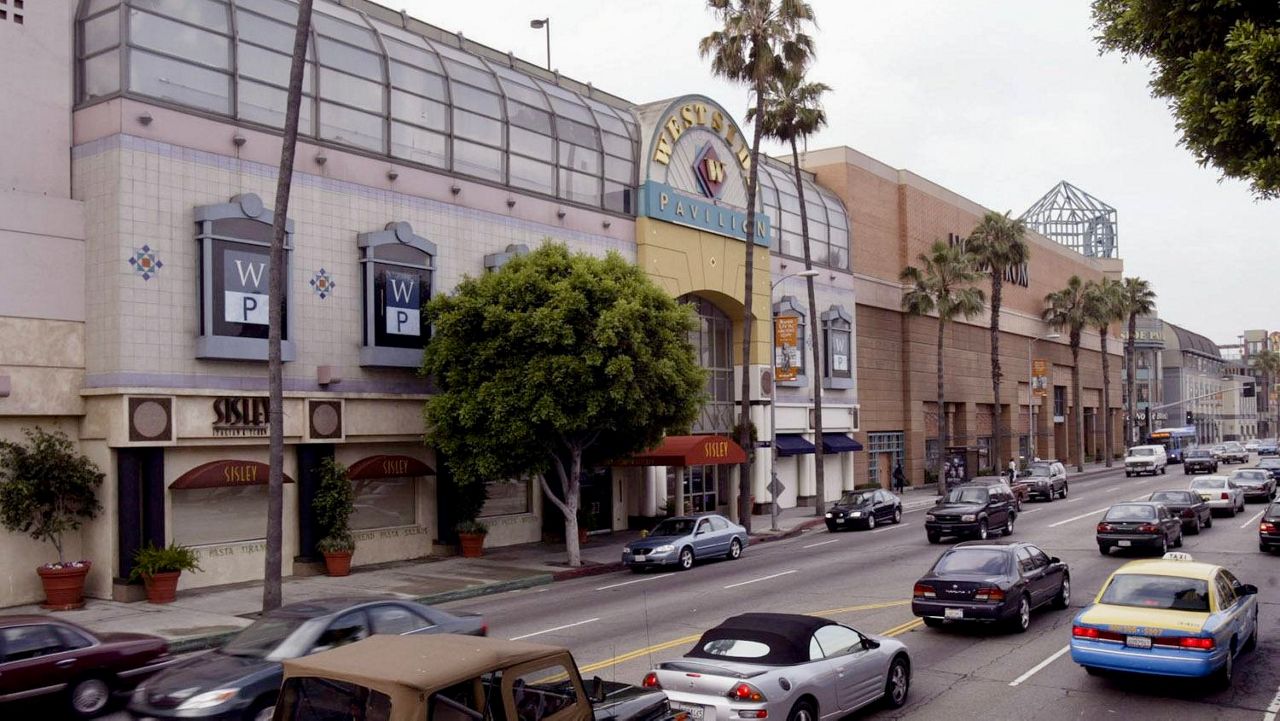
[309, 268, 335, 299]
[127, 245, 163, 280]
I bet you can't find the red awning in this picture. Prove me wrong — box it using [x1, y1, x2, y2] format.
[614, 435, 747, 467]
[169, 460, 293, 490]
[347, 454, 435, 480]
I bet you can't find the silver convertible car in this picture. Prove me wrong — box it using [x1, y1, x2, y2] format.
[643, 613, 911, 721]
[623, 513, 747, 571]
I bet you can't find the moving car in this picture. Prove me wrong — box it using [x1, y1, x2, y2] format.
[623, 513, 747, 571]
[1255, 457, 1280, 480]
[1096, 503, 1183, 556]
[1021, 461, 1068, 501]
[1244, 440, 1260, 452]
[1260, 502, 1280, 552]
[1219, 441, 1250, 464]
[1209, 444, 1228, 462]
[1070, 553, 1259, 687]
[645, 613, 912, 721]
[912, 542, 1070, 633]
[1228, 468, 1277, 502]
[1257, 440, 1278, 456]
[1182, 448, 1218, 475]
[278, 634, 676, 721]
[1124, 445, 1167, 477]
[1188, 476, 1246, 517]
[1146, 490, 1212, 534]
[967, 475, 1028, 510]
[825, 489, 902, 531]
[925, 483, 1018, 543]
[129, 597, 484, 721]
[0, 615, 173, 718]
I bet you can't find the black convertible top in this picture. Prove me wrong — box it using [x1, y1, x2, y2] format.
[685, 613, 835, 666]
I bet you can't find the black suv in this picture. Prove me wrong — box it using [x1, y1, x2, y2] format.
[1183, 448, 1218, 475]
[925, 483, 1017, 543]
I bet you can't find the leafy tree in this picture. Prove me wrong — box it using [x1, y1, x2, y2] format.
[901, 241, 985, 494]
[700, 0, 815, 529]
[1252, 350, 1280, 436]
[0, 427, 104, 565]
[1118, 277, 1157, 444]
[965, 211, 1029, 472]
[1092, 1, 1280, 198]
[1043, 276, 1090, 472]
[422, 244, 704, 566]
[1085, 278, 1125, 467]
[750, 69, 831, 514]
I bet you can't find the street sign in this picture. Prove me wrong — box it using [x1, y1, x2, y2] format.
[767, 477, 785, 498]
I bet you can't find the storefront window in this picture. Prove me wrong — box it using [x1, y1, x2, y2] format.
[172, 486, 268, 547]
[681, 295, 734, 434]
[480, 478, 532, 517]
[359, 222, 436, 367]
[350, 478, 417, 530]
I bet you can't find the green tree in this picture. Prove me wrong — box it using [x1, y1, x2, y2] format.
[1252, 350, 1280, 437]
[700, 0, 815, 529]
[750, 69, 831, 514]
[1085, 278, 1125, 466]
[901, 241, 985, 494]
[1092, 1, 1280, 198]
[965, 211, 1029, 472]
[422, 244, 704, 566]
[1118, 277, 1157, 444]
[0, 427, 103, 565]
[1043, 276, 1090, 472]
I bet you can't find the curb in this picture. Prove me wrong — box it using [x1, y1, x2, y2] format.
[752, 517, 826, 543]
[169, 630, 240, 654]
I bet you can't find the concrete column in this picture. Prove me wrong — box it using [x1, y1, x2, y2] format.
[674, 466, 685, 516]
[797, 452, 813, 505]
[841, 453, 854, 491]
[641, 467, 659, 517]
[727, 465, 741, 523]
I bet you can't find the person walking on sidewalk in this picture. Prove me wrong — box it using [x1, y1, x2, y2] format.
[1007, 457, 1018, 483]
[892, 462, 906, 493]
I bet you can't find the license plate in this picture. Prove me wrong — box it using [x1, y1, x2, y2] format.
[836, 518, 845, 523]
[671, 702, 705, 719]
[945, 608, 963, 620]
[1125, 635, 1152, 649]
[1118, 540, 1131, 547]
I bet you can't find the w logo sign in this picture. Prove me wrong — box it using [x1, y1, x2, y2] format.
[384, 270, 421, 336]
[223, 250, 269, 325]
[693, 143, 727, 198]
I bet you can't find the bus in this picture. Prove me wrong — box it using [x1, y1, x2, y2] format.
[1148, 426, 1197, 463]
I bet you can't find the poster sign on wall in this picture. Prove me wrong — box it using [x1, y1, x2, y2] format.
[383, 270, 421, 336]
[775, 316, 800, 381]
[1032, 359, 1049, 398]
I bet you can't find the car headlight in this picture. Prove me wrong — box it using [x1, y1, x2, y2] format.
[653, 544, 675, 553]
[851, 511, 862, 517]
[623, 547, 631, 554]
[178, 689, 238, 710]
[825, 512, 833, 518]
[961, 514, 977, 522]
[925, 514, 936, 521]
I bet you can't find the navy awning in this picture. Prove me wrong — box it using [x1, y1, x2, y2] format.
[775, 434, 816, 456]
[822, 434, 864, 454]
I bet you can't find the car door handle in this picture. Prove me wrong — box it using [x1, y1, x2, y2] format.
[55, 659, 76, 668]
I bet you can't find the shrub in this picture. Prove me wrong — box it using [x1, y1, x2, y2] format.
[129, 541, 202, 581]
[313, 459, 354, 553]
[456, 519, 489, 535]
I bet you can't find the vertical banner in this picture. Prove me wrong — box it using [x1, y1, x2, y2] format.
[774, 316, 800, 382]
[383, 270, 421, 336]
[1031, 359, 1049, 398]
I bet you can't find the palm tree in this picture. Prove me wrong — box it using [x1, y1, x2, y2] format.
[1085, 278, 1124, 467]
[750, 70, 831, 514]
[965, 211, 1029, 474]
[1043, 276, 1089, 472]
[700, 0, 815, 529]
[1252, 350, 1280, 437]
[1118, 277, 1156, 445]
[901, 241, 985, 494]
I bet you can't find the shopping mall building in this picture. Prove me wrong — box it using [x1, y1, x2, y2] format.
[0, 0, 1120, 606]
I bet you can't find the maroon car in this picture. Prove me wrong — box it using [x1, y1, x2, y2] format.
[0, 615, 173, 718]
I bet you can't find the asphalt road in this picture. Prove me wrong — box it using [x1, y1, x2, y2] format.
[437, 461, 1280, 721]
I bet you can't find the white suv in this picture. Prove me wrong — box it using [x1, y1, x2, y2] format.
[1124, 445, 1168, 477]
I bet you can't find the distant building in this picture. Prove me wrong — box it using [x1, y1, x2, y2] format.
[1122, 314, 1166, 444]
[1162, 323, 1229, 445]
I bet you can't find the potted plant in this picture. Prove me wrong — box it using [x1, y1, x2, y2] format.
[0, 428, 104, 610]
[575, 506, 597, 545]
[451, 480, 489, 558]
[129, 541, 201, 604]
[313, 458, 356, 576]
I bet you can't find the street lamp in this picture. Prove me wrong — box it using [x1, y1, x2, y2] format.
[529, 18, 551, 71]
[769, 269, 819, 531]
[1027, 332, 1061, 463]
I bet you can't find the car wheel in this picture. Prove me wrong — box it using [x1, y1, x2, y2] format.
[922, 617, 943, 628]
[1061, 483, 1069, 498]
[1125, 471, 1132, 478]
[1227, 504, 1237, 518]
[1204, 514, 1213, 529]
[1161, 466, 1167, 474]
[893, 507, 903, 524]
[786, 699, 817, 721]
[1053, 575, 1071, 609]
[1010, 595, 1031, 633]
[727, 538, 742, 560]
[927, 532, 941, 544]
[825, 523, 838, 533]
[1174, 530, 1183, 548]
[678, 546, 694, 571]
[867, 514, 877, 530]
[247, 697, 277, 721]
[1083, 666, 1103, 677]
[1243, 611, 1259, 652]
[1213, 647, 1234, 690]
[1160, 535, 1168, 555]
[977, 520, 989, 540]
[1046, 490, 1055, 503]
[1098, 544, 1110, 556]
[883, 655, 911, 709]
[1003, 515, 1016, 536]
[1262, 542, 1270, 553]
[68, 676, 112, 718]
[1189, 517, 1201, 535]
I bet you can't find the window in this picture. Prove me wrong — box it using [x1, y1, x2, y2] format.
[480, 478, 532, 517]
[868, 432, 906, 488]
[172, 486, 268, 546]
[1015, 547, 1039, 574]
[682, 295, 734, 434]
[503, 661, 580, 721]
[1214, 573, 1236, 608]
[359, 222, 435, 367]
[1, 625, 67, 662]
[697, 639, 771, 659]
[1053, 386, 1066, 418]
[821, 306, 853, 389]
[369, 605, 432, 635]
[1100, 574, 1209, 612]
[350, 478, 417, 530]
[811, 625, 862, 657]
[55, 626, 95, 651]
[314, 611, 370, 653]
[279, 678, 393, 721]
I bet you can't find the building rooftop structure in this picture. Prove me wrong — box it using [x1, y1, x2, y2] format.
[1021, 180, 1119, 259]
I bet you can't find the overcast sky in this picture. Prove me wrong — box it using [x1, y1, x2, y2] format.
[401, 0, 1278, 345]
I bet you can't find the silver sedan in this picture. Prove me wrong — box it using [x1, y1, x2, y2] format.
[1189, 475, 1246, 516]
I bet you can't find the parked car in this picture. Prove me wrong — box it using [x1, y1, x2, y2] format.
[129, 597, 484, 721]
[1124, 445, 1168, 477]
[1096, 503, 1183, 556]
[623, 513, 746, 571]
[0, 615, 173, 718]
[912, 542, 1070, 633]
[1260, 502, 1280, 552]
[968, 475, 1028, 510]
[1229, 469, 1277, 502]
[925, 483, 1018, 543]
[825, 489, 902, 531]
[1220, 441, 1250, 464]
[1188, 476, 1247, 516]
[1255, 457, 1280, 480]
[1021, 461, 1068, 501]
[1146, 490, 1213, 534]
[1182, 448, 1219, 475]
[1244, 439, 1260, 452]
[1071, 553, 1259, 687]
[1257, 440, 1278, 456]
[645, 613, 912, 720]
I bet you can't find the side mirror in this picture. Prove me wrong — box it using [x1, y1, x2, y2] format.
[1238, 584, 1258, 596]
[860, 635, 880, 650]
[1049, 556, 1061, 565]
[695, 529, 706, 536]
[591, 676, 607, 703]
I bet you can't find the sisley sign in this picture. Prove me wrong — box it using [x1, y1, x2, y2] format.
[212, 396, 269, 437]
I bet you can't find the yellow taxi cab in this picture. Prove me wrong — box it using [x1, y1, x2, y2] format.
[1070, 552, 1259, 687]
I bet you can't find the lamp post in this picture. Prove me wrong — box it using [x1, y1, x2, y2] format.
[529, 18, 551, 70]
[769, 269, 819, 531]
[1027, 332, 1061, 463]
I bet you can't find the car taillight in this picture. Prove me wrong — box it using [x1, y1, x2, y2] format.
[1222, 492, 1230, 500]
[1178, 636, 1214, 650]
[1181, 509, 1195, 519]
[728, 683, 766, 702]
[480, 624, 488, 636]
[913, 583, 936, 599]
[1072, 625, 1100, 639]
[1097, 522, 1114, 533]
[1261, 522, 1276, 533]
[1138, 523, 1159, 533]
[642, 672, 661, 689]
[974, 587, 1005, 602]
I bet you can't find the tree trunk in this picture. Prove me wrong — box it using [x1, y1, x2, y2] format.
[736, 83, 766, 534]
[263, 0, 313, 612]
[989, 271, 1004, 473]
[1127, 312, 1137, 446]
[790, 137, 825, 514]
[1100, 327, 1113, 467]
[540, 449, 583, 567]
[937, 317, 948, 495]
[1071, 334, 1084, 473]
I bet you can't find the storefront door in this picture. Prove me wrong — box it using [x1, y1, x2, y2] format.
[579, 467, 613, 533]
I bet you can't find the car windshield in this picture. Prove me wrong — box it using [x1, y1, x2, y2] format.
[1130, 448, 1155, 457]
[945, 488, 990, 504]
[1190, 478, 1225, 490]
[650, 519, 696, 537]
[1150, 491, 1192, 503]
[838, 492, 873, 506]
[1268, 503, 1280, 519]
[933, 549, 1010, 575]
[1026, 466, 1053, 477]
[1186, 450, 1210, 459]
[1232, 472, 1267, 482]
[1099, 573, 1210, 612]
[1104, 505, 1155, 521]
[1260, 460, 1280, 468]
[221, 616, 307, 659]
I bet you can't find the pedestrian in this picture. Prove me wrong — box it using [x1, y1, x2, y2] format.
[892, 462, 906, 493]
[1007, 457, 1018, 482]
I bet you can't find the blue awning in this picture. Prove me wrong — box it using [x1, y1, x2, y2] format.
[776, 434, 817, 456]
[822, 434, 864, 454]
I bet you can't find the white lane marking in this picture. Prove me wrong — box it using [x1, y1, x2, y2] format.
[724, 569, 797, 589]
[1009, 645, 1070, 687]
[871, 523, 911, 534]
[1066, 497, 1082, 503]
[803, 538, 841, 549]
[1048, 507, 1111, 528]
[1241, 509, 1266, 529]
[1264, 681, 1280, 721]
[595, 575, 669, 591]
[1019, 508, 1042, 514]
[509, 617, 599, 640]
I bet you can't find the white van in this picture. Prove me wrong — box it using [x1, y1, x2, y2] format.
[1124, 445, 1168, 477]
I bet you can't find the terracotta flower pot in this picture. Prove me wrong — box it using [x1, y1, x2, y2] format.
[142, 571, 181, 604]
[458, 532, 486, 558]
[322, 550, 353, 577]
[37, 562, 91, 611]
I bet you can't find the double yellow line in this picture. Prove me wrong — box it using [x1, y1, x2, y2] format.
[880, 618, 924, 637]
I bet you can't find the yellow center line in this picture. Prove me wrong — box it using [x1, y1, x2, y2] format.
[882, 618, 924, 637]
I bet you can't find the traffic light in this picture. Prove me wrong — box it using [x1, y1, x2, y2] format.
[1185, 410, 1194, 425]
[1244, 382, 1255, 398]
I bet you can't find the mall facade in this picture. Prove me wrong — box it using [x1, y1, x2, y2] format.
[0, 0, 1120, 607]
